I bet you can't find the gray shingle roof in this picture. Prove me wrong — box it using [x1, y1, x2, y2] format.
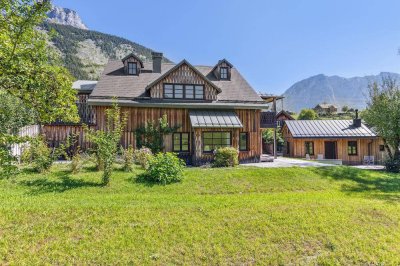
[90, 60, 264, 104]
[189, 110, 243, 128]
[285, 120, 378, 138]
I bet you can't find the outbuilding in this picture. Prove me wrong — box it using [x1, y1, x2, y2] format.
[281, 118, 386, 165]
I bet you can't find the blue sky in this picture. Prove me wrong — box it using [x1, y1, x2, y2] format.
[53, 0, 400, 94]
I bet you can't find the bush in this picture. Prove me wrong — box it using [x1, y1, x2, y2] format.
[134, 147, 153, 169]
[213, 147, 239, 167]
[21, 136, 53, 173]
[71, 152, 84, 174]
[122, 146, 134, 172]
[144, 152, 185, 184]
[385, 158, 400, 173]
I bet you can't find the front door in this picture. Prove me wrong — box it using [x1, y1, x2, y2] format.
[324, 141, 337, 159]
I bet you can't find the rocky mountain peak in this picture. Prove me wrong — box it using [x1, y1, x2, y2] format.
[47, 5, 88, 30]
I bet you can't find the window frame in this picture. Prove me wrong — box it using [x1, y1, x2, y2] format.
[220, 67, 229, 80]
[202, 131, 232, 153]
[348, 140, 358, 156]
[163, 83, 205, 100]
[239, 132, 249, 151]
[127, 62, 138, 75]
[305, 141, 314, 156]
[172, 132, 190, 152]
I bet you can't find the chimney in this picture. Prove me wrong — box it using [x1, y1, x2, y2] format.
[152, 52, 163, 73]
[353, 109, 362, 127]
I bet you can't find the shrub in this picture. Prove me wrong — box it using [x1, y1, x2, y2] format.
[71, 152, 84, 174]
[144, 152, 185, 184]
[385, 158, 400, 173]
[122, 146, 134, 172]
[134, 147, 153, 169]
[213, 147, 239, 167]
[21, 136, 53, 172]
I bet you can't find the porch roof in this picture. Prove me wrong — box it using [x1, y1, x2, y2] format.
[189, 110, 243, 128]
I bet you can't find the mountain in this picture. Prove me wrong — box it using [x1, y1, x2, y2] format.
[44, 6, 171, 80]
[47, 6, 88, 30]
[282, 72, 400, 113]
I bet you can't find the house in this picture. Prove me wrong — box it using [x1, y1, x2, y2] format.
[44, 52, 269, 165]
[281, 118, 385, 165]
[313, 103, 338, 115]
[275, 110, 294, 127]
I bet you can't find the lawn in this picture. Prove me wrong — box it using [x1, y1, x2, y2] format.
[1, 164, 400, 264]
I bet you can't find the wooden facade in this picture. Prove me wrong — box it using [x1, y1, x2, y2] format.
[43, 107, 262, 164]
[282, 125, 386, 165]
[149, 63, 218, 100]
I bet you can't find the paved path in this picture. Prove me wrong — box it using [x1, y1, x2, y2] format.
[243, 157, 338, 168]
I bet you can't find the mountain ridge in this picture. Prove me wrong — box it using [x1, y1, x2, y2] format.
[282, 72, 400, 112]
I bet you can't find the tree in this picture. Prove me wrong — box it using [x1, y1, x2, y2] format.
[0, 0, 79, 124]
[363, 78, 400, 164]
[85, 102, 127, 185]
[262, 129, 284, 146]
[341, 105, 349, 113]
[298, 109, 318, 120]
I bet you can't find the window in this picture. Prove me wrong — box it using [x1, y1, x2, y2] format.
[163, 84, 204, 100]
[185, 85, 194, 99]
[348, 141, 358, 155]
[379, 145, 385, 152]
[305, 141, 314, 155]
[239, 132, 248, 151]
[194, 85, 204, 99]
[173, 133, 189, 152]
[203, 132, 231, 152]
[127, 62, 137, 75]
[220, 67, 228, 80]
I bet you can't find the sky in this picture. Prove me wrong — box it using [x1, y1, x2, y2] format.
[53, 0, 400, 95]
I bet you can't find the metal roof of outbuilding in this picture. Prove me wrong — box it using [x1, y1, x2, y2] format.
[285, 120, 378, 138]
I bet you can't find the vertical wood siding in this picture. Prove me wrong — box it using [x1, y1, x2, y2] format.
[282, 127, 386, 164]
[148, 63, 218, 100]
[44, 107, 262, 165]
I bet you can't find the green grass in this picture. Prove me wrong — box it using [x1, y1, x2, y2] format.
[1, 164, 400, 264]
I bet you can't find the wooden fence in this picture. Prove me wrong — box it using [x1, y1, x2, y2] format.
[10, 125, 41, 159]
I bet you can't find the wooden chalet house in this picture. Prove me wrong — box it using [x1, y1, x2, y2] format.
[313, 103, 338, 115]
[44, 52, 270, 165]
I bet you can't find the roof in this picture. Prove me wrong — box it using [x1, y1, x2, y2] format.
[315, 103, 338, 109]
[121, 53, 144, 68]
[276, 110, 294, 120]
[90, 60, 265, 105]
[284, 120, 378, 138]
[72, 80, 97, 92]
[189, 110, 243, 128]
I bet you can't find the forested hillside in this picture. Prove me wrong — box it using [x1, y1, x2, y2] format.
[43, 22, 171, 80]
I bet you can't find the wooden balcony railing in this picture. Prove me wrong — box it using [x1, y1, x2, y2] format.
[260, 111, 276, 128]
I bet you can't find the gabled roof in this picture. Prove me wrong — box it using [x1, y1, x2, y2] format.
[72, 80, 97, 92]
[284, 120, 378, 138]
[121, 53, 144, 68]
[276, 110, 294, 120]
[145, 60, 222, 93]
[90, 59, 265, 105]
[211, 58, 233, 73]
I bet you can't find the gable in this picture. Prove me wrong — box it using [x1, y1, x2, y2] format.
[147, 62, 220, 100]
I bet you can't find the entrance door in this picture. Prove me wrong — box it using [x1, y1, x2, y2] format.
[324, 141, 337, 159]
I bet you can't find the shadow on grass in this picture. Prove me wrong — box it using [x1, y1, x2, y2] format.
[19, 170, 102, 195]
[313, 167, 400, 202]
[127, 173, 157, 187]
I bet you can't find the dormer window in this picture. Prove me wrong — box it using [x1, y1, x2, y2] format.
[220, 67, 228, 80]
[128, 62, 137, 75]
